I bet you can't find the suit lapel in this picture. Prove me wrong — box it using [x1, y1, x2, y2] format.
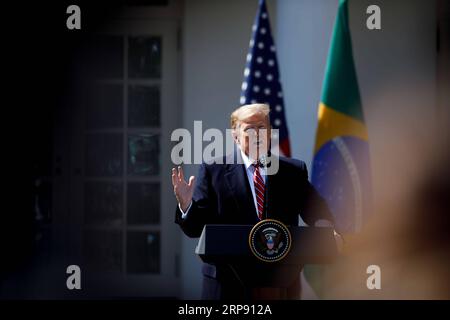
[265, 160, 288, 221]
[265, 171, 275, 219]
[224, 151, 257, 223]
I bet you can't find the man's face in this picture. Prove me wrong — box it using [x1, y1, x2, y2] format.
[234, 112, 271, 161]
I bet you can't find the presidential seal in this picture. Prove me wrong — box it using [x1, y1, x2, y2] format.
[248, 219, 292, 262]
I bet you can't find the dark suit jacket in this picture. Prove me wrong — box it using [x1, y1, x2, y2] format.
[175, 151, 334, 299]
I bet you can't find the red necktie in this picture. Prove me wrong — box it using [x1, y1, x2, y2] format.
[252, 163, 265, 220]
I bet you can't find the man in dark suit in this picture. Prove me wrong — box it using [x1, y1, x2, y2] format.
[172, 104, 339, 299]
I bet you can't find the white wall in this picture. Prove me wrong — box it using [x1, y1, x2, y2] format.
[349, 0, 436, 207]
[276, 0, 338, 170]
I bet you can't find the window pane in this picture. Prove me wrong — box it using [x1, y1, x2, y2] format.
[84, 230, 122, 273]
[128, 134, 159, 175]
[128, 85, 160, 127]
[127, 231, 160, 274]
[87, 35, 123, 79]
[86, 133, 123, 176]
[87, 84, 123, 129]
[128, 36, 161, 78]
[85, 182, 123, 227]
[127, 183, 160, 225]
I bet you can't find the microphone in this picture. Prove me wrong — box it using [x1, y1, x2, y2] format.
[258, 148, 272, 168]
[258, 155, 266, 167]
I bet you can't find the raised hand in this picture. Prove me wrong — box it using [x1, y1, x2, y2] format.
[171, 166, 196, 212]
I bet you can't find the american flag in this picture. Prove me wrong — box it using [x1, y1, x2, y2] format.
[239, 0, 291, 157]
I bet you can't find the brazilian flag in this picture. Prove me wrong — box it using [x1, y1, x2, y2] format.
[312, 0, 372, 234]
[304, 0, 372, 298]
